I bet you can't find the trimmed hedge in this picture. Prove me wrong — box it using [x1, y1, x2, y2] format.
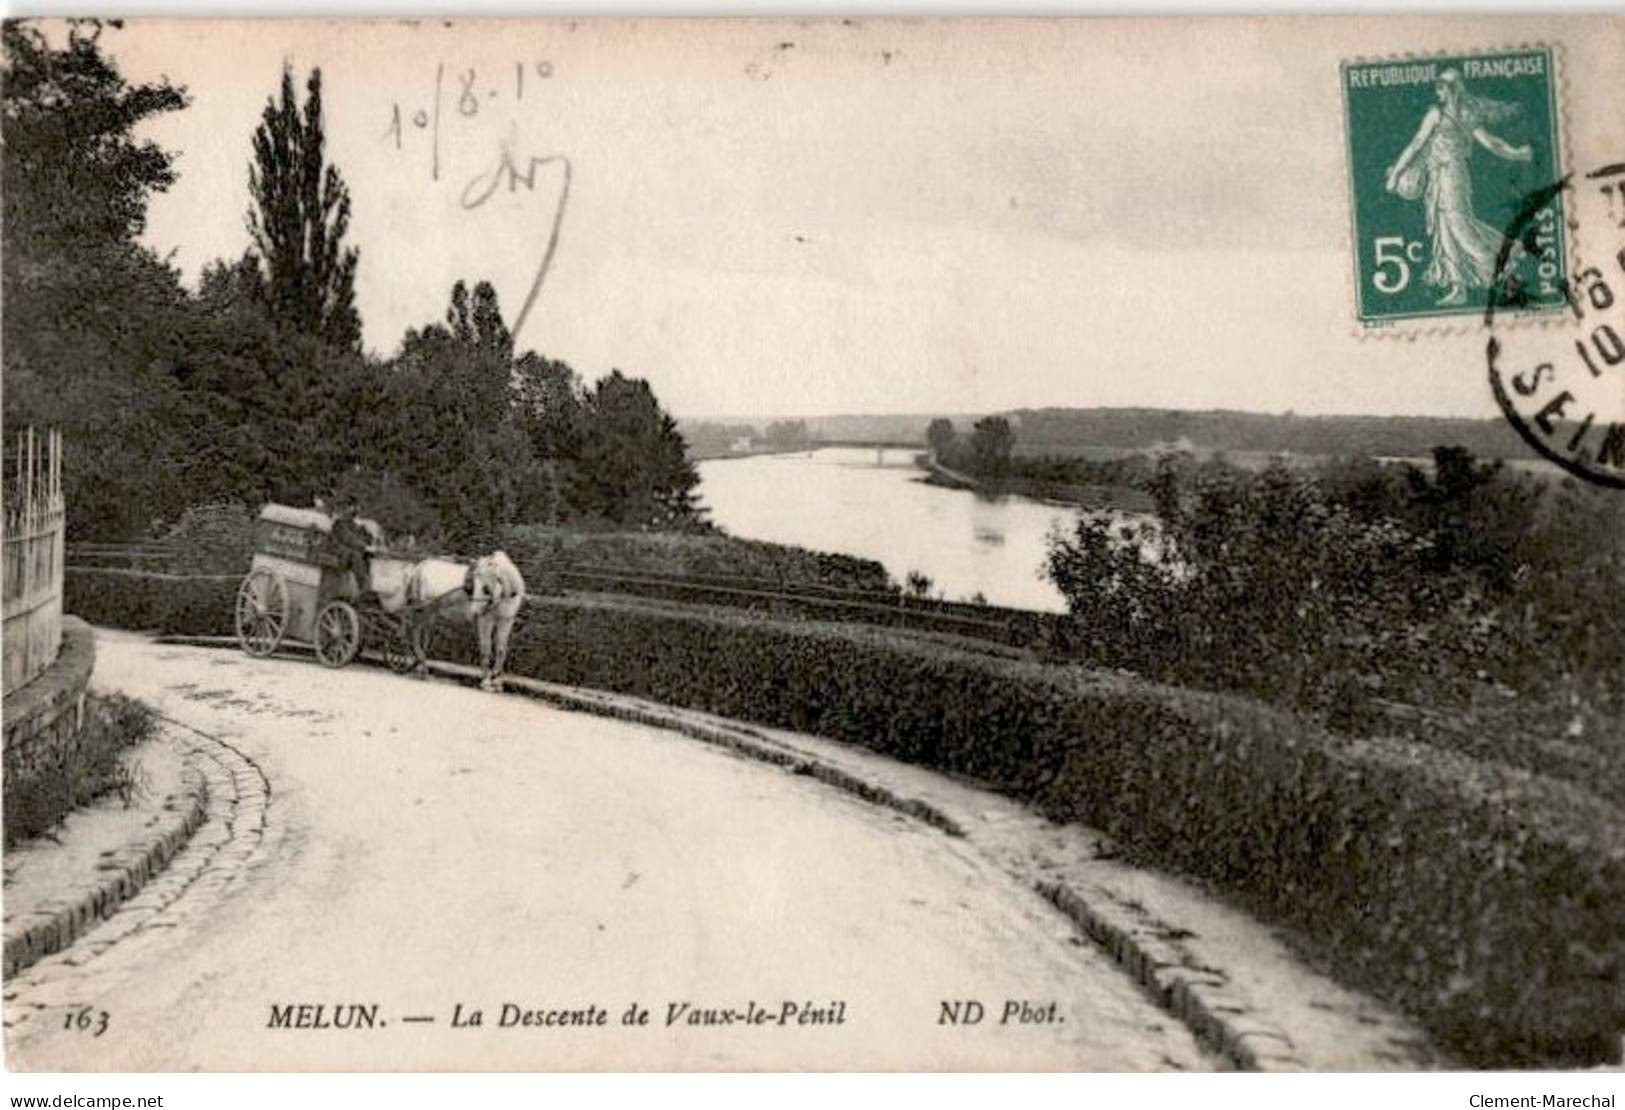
[68, 568, 237, 637]
[67, 568, 1625, 1067]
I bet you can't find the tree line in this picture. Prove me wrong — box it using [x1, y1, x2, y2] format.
[2, 22, 702, 548]
[1007, 406, 1563, 461]
[926, 416, 1014, 477]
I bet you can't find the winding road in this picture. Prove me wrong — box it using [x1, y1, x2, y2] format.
[5, 632, 1217, 1070]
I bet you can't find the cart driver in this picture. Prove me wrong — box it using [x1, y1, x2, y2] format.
[330, 500, 374, 599]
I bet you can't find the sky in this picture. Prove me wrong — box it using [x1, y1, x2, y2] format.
[93, 14, 1625, 420]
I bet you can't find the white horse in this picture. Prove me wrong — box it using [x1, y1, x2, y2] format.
[371, 551, 527, 691]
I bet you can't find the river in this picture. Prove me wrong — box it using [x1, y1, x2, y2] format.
[695, 447, 1087, 612]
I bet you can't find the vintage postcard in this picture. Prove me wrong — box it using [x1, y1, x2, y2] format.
[3, 13, 1623, 1083]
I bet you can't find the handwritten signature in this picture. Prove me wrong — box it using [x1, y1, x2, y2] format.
[460, 134, 573, 344]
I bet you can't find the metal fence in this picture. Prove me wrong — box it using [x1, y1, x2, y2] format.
[4, 428, 66, 694]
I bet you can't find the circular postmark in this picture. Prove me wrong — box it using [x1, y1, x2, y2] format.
[1484, 162, 1625, 489]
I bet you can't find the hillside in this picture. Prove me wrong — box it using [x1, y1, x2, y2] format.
[1003, 408, 1549, 461]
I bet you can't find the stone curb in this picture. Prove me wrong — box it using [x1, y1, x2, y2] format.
[2, 726, 209, 979]
[1035, 882, 1302, 1072]
[151, 634, 1293, 1071]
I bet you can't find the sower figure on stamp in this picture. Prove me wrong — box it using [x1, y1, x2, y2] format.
[1384, 68, 1533, 307]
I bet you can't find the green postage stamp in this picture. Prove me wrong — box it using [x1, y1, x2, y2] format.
[1341, 47, 1565, 328]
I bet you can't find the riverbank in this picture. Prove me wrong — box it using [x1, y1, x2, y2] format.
[919, 454, 1154, 513]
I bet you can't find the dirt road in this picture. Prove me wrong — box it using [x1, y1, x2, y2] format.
[5, 632, 1216, 1070]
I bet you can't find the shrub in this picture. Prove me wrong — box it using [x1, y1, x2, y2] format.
[66, 568, 237, 636]
[152, 502, 256, 575]
[1044, 452, 1625, 794]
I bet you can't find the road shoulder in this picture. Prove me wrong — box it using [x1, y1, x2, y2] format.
[3, 725, 206, 978]
[482, 667, 1443, 1071]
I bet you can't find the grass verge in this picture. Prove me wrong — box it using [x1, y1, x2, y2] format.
[4, 692, 158, 848]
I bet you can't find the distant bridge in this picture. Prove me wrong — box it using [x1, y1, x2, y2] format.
[806, 439, 926, 465]
[810, 439, 923, 449]
[808, 439, 925, 464]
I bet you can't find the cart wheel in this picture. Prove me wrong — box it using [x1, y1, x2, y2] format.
[381, 615, 423, 675]
[235, 569, 287, 658]
[315, 600, 362, 668]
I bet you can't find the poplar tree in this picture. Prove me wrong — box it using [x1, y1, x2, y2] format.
[246, 65, 361, 351]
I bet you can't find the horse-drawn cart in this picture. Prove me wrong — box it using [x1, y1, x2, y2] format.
[234, 504, 420, 671]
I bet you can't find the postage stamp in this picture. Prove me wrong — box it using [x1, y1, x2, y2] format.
[1341, 46, 1566, 329]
